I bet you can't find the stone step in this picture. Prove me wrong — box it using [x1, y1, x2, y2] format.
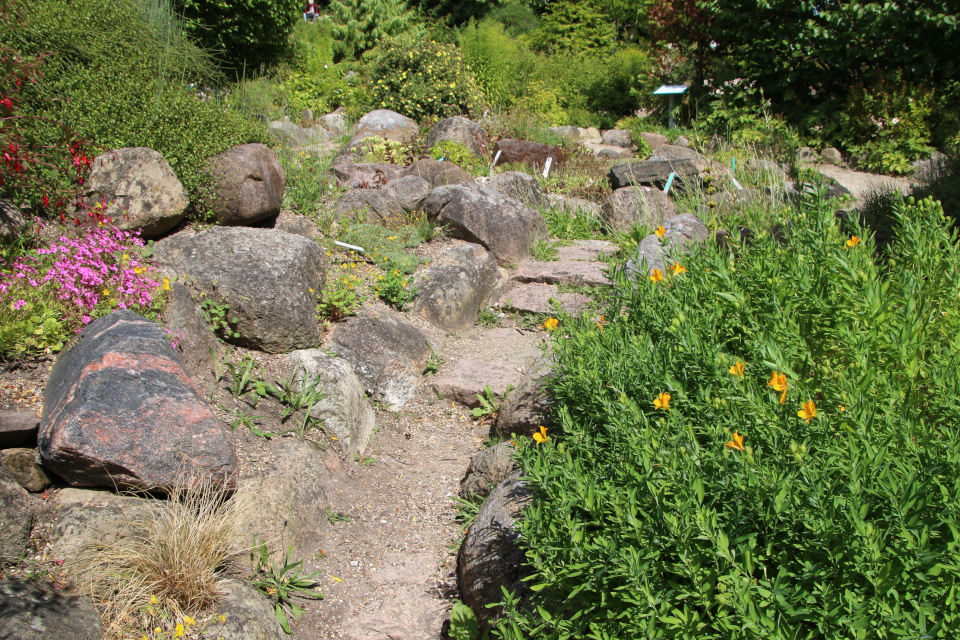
[556, 240, 618, 262]
[429, 360, 524, 408]
[499, 283, 590, 315]
[513, 260, 610, 287]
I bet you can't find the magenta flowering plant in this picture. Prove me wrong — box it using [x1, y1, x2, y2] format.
[0, 223, 166, 354]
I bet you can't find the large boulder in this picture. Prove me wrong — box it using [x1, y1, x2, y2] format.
[332, 163, 404, 190]
[319, 108, 350, 135]
[269, 121, 334, 148]
[83, 147, 190, 239]
[425, 116, 489, 158]
[386, 175, 431, 213]
[458, 470, 534, 628]
[206, 144, 286, 226]
[335, 189, 406, 227]
[626, 213, 709, 278]
[0, 465, 39, 562]
[602, 129, 632, 148]
[153, 227, 326, 353]
[492, 138, 568, 169]
[488, 171, 548, 209]
[0, 410, 38, 448]
[640, 131, 669, 151]
[495, 357, 555, 438]
[399, 158, 474, 189]
[0, 579, 103, 640]
[547, 194, 602, 219]
[234, 438, 332, 561]
[287, 349, 376, 455]
[204, 578, 284, 640]
[423, 185, 548, 266]
[600, 186, 677, 233]
[459, 441, 516, 499]
[328, 310, 432, 409]
[412, 244, 503, 332]
[0, 199, 27, 239]
[353, 109, 419, 145]
[38, 311, 238, 491]
[608, 158, 699, 190]
[161, 283, 222, 392]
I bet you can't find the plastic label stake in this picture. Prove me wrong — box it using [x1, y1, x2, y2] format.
[334, 240, 364, 252]
[543, 157, 553, 178]
[731, 177, 743, 190]
[663, 172, 676, 194]
[732, 156, 736, 172]
[489, 150, 503, 177]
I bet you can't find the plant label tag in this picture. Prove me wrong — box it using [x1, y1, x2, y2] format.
[731, 156, 736, 172]
[663, 172, 676, 194]
[490, 150, 503, 177]
[543, 157, 553, 178]
[334, 240, 365, 252]
[732, 177, 743, 190]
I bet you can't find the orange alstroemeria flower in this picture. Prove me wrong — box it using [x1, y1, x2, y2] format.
[725, 431, 745, 451]
[655, 225, 667, 239]
[767, 371, 788, 404]
[728, 360, 744, 377]
[846, 236, 860, 248]
[670, 263, 687, 275]
[797, 400, 817, 423]
[542, 317, 559, 332]
[532, 425, 549, 444]
[654, 392, 671, 411]
[650, 269, 664, 283]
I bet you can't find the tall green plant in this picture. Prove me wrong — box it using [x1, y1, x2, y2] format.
[329, 0, 423, 59]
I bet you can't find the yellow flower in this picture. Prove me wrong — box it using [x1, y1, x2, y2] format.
[155, 629, 162, 635]
[542, 317, 559, 332]
[102, 289, 110, 296]
[728, 360, 744, 377]
[767, 371, 788, 404]
[838, 404, 846, 412]
[654, 392, 671, 411]
[150, 595, 157, 604]
[797, 400, 817, 423]
[185, 615, 196, 626]
[650, 269, 664, 283]
[725, 431, 745, 451]
[669, 262, 687, 276]
[221, 614, 227, 622]
[655, 225, 666, 239]
[175, 623, 185, 637]
[532, 425, 549, 444]
[122, 253, 130, 261]
[846, 236, 860, 248]
[163, 278, 170, 291]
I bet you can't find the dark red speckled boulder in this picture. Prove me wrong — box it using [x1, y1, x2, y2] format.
[38, 311, 237, 491]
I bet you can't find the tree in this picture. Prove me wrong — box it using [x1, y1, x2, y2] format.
[648, 0, 714, 104]
[530, 1, 617, 54]
[328, 0, 423, 59]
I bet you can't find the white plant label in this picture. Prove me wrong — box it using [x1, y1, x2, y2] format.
[543, 157, 553, 178]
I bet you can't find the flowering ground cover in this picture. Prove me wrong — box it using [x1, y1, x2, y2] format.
[501, 190, 960, 639]
[0, 224, 166, 354]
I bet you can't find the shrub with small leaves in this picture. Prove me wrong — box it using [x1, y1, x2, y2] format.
[374, 269, 417, 310]
[337, 223, 419, 274]
[318, 262, 364, 321]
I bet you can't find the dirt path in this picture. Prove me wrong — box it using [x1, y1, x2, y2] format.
[817, 164, 915, 203]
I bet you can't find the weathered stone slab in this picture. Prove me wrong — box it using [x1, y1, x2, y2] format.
[499, 284, 590, 315]
[513, 261, 610, 287]
[429, 360, 522, 408]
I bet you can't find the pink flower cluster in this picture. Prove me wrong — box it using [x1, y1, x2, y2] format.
[0, 225, 161, 330]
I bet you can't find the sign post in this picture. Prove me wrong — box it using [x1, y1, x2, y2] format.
[652, 85, 689, 129]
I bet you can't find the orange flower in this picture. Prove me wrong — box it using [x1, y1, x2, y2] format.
[728, 360, 744, 377]
[670, 263, 687, 275]
[797, 400, 817, 423]
[767, 371, 788, 404]
[542, 317, 559, 332]
[650, 269, 664, 283]
[655, 225, 666, 239]
[653, 392, 671, 411]
[532, 426, 549, 444]
[596, 315, 606, 331]
[846, 236, 860, 248]
[725, 431, 745, 451]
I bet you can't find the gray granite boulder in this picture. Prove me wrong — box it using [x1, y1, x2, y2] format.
[602, 129, 632, 148]
[412, 244, 503, 332]
[335, 188, 406, 227]
[38, 311, 238, 491]
[83, 147, 190, 238]
[459, 441, 516, 499]
[287, 349, 376, 455]
[0, 410, 38, 448]
[608, 158, 699, 190]
[0, 465, 39, 562]
[204, 578, 284, 640]
[601, 186, 677, 233]
[423, 185, 548, 266]
[353, 109, 419, 145]
[399, 158, 474, 189]
[206, 144, 286, 226]
[154, 227, 326, 353]
[161, 283, 222, 392]
[495, 357, 555, 438]
[386, 175, 431, 213]
[425, 116, 489, 158]
[1, 448, 50, 493]
[0, 199, 27, 239]
[0, 579, 103, 640]
[488, 171, 548, 209]
[626, 213, 709, 278]
[328, 310, 432, 409]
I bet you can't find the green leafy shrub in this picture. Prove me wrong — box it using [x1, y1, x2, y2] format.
[366, 38, 482, 119]
[374, 269, 417, 310]
[357, 136, 410, 164]
[499, 195, 960, 638]
[337, 223, 419, 273]
[428, 141, 485, 176]
[529, 1, 616, 54]
[278, 148, 340, 225]
[318, 262, 364, 321]
[329, 0, 423, 60]
[913, 151, 960, 229]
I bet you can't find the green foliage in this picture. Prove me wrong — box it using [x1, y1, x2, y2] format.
[487, 2, 540, 36]
[530, 239, 559, 262]
[318, 263, 365, 321]
[357, 136, 410, 164]
[374, 269, 417, 311]
[175, 0, 300, 69]
[278, 148, 340, 221]
[914, 152, 960, 230]
[200, 299, 240, 340]
[250, 537, 323, 635]
[222, 355, 258, 398]
[471, 385, 513, 418]
[542, 206, 604, 242]
[329, 0, 423, 59]
[498, 194, 960, 638]
[263, 367, 328, 422]
[338, 223, 420, 273]
[428, 141, 485, 175]
[530, 1, 616, 54]
[449, 601, 480, 640]
[477, 306, 501, 328]
[366, 38, 481, 119]
[424, 351, 444, 375]
[855, 186, 903, 259]
[325, 507, 352, 524]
